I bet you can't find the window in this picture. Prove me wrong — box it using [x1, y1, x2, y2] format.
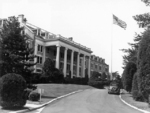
[99, 66, 101, 70]
[37, 44, 43, 52]
[38, 45, 40, 51]
[67, 64, 70, 72]
[37, 56, 42, 64]
[60, 53, 64, 58]
[95, 65, 97, 69]
[54, 50, 56, 56]
[105, 68, 108, 72]
[36, 69, 42, 73]
[46, 48, 50, 53]
[91, 63, 93, 68]
[41, 46, 43, 52]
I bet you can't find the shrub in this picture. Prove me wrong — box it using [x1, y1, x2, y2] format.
[88, 80, 104, 89]
[31, 73, 42, 83]
[24, 88, 33, 100]
[0, 73, 27, 108]
[131, 72, 144, 101]
[88, 71, 105, 88]
[51, 68, 64, 83]
[122, 62, 137, 92]
[137, 29, 150, 101]
[29, 92, 40, 101]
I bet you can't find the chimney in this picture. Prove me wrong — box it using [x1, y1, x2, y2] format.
[18, 14, 25, 23]
[68, 37, 73, 41]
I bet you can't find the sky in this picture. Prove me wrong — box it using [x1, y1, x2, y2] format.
[1, 0, 150, 75]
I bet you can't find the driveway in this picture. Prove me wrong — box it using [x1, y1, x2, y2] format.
[41, 88, 142, 113]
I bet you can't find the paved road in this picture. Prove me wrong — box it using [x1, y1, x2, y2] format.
[41, 88, 142, 113]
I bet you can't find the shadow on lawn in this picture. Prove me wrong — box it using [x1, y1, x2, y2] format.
[41, 95, 56, 99]
[1, 106, 30, 111]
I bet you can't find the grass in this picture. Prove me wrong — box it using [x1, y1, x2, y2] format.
[0, 84, 93, 113]
[28, 84, 93, 104]
[121, 90, 150, 112]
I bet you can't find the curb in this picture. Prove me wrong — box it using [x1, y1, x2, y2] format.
[119, 91, 150, 113]
[9, 90, 83, 113]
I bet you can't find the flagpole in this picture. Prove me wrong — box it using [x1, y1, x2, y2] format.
[111, 14, 113, 80]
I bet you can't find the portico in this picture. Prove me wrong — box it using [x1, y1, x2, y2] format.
[44, 40, 92, 78]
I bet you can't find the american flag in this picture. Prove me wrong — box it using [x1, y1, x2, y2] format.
[113, 15, 127, 30]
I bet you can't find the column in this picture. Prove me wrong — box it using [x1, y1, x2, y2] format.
[42, 46, 46, 64]
[77, 52, 80, 77]
[63, 48, 68, 77]
[82, 55, 85, 77]
[33, 43, 37, 72]
[88, 56, 91, 78]
[56, 45, 60, 69]
[71, 50, 74, 78]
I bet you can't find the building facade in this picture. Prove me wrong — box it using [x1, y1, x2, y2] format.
[0, 15, 109, 78]
[90, 55, 109, 75]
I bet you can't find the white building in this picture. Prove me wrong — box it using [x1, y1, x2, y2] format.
[0, 14, 109, 78]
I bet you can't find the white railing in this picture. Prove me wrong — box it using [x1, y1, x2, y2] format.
[57, 35, 91, 51]
[26, 23, 91, 51]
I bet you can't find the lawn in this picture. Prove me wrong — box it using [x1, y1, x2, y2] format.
[28, 84, 93, 104]
[121, 90, 150, 112]
[0, 84, 93, 113]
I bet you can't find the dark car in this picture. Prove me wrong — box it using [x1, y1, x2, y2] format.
[108, 83, 120, 95]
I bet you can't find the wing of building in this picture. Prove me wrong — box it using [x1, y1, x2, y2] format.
[0, 14, 109, 79]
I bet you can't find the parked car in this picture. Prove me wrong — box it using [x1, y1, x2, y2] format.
[108, 83, 120, 95]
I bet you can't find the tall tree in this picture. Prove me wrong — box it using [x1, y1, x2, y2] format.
[137, 29, 150, 101]
[0, 16, 36, 83]
[121, 33, 141, 68]
[122, 62, 137, 92]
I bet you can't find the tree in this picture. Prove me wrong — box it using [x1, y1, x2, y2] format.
[122, 62, 137, 92]
[112, 71, 119, 80]
[121, 33, 141, 68]
[136, 29, 150, 101]
[101, 72, 107, 80]
[42, 58, 55, 79]
[0, 16, 36, 83]
[142, 0, 150, 6]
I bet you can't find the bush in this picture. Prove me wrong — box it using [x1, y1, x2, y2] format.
[24, 88, 33, 100]
[0, 73, 27, 108]
[88, 80, 104, 89]
[88, 71, 105, 88]
[122, 62, 137, 92]
[51, 68, 64, 83]
[31, 73, 42, 83]
[131, 72, 144, 101]
[137, 29, 150, 101]
[29, 92, 40, 101]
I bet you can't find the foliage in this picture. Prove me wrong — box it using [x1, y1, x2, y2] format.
[64, 76, 88, 85]
[137, 29, 150, 101]
[133, 13, 150, 28]
[51, 68, 64, 83]
[0, 73, 27, 108]
[132, 72, 144, 101]
[24, 88, 33, 100]
[121, 33, 141, 68]
[31, 73, 42, 84]
[88, 71, 105, 89]
[142, 0, 150, 6]
[42, 58, 55, 78]
[112, 71, 119, 80]
[89, 71, 101, 81]
[88, 80, 105, 89]
[101, 72, 107, 80]
[122, 62, 137, 92]
[29, 92, 40, 101]
[0, 16, 36, 84]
